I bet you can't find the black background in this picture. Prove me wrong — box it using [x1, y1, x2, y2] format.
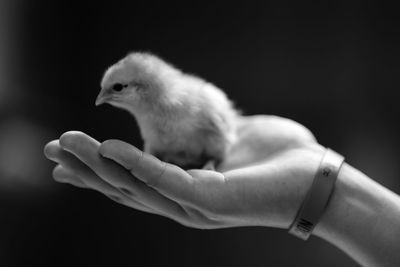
[0, 1, 399, 266]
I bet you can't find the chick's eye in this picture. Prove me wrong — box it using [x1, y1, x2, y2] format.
[112, 83, 126, 92]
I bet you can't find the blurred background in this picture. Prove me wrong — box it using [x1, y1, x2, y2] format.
[1, 1, 399, 266]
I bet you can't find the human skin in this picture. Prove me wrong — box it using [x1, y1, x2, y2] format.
[44, 115, 400, 266]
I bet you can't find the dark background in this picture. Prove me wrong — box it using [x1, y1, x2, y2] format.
[1, 1, 399, 266]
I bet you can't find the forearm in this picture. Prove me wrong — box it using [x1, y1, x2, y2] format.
[314, 163, 400, 266]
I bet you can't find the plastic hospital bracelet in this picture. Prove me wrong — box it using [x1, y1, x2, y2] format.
[288, 148, 345, 240]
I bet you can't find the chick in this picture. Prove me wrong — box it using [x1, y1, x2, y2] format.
[96, 52, 239, 169]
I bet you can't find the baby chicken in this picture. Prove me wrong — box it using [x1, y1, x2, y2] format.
[96, 52, 239, 169]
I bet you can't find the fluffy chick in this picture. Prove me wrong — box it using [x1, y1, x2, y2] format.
[96, 52, 239, 169]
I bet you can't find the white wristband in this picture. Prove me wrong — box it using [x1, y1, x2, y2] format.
[288, 148, 345, 240]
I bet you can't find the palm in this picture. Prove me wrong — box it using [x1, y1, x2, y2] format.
[181, 115, 323, 228]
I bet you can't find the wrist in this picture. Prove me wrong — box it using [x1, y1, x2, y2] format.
[313, 162, 400, 266]
[312, 162, 351, 239]
[312, 162, 373, 241]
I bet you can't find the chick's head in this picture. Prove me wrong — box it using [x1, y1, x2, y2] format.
[96, 52, 176, 113]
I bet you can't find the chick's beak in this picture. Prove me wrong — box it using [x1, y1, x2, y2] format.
[95, 90, 112, 106]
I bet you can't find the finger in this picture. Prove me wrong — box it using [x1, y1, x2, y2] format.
[99, 139, 196, 204]
[46, 140, 105, 190]
[59, 132, 189, 221]
[52, 164, 87, 188]
[44, 140, 63, 163]
[45, 139, 157, 214]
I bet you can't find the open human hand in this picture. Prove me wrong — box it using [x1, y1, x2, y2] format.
[44, 115, 324, 229]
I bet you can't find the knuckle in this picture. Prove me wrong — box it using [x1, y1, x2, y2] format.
[135, 152, 166, 187]
[118, 187, 135, 197]
[148, 161, 168, 187]
[99, 139, 118, 155]
[127, 150, 144, 176]
[136, 149, 144, 166]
